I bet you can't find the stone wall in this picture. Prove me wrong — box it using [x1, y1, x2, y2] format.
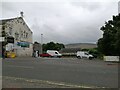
[0, 17, 33, 57]
[15, 44, 33, 57]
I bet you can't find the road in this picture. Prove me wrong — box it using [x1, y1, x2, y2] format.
[2, 57, 119, 88]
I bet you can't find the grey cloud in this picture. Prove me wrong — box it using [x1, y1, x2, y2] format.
[1, 1, 118, 44]
[70, 2, 102, 11]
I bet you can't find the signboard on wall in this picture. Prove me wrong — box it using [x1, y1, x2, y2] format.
[6, 37, 14, 43]
[17, 42, 29, 47]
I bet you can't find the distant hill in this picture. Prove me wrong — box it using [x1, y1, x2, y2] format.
[65, 43, 97, 49]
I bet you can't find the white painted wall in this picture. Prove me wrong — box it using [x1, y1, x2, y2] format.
[104, 56, 120, 62]
[15, 43, 33, 57]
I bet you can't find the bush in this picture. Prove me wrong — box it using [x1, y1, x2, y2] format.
[89, 48, 99, 58]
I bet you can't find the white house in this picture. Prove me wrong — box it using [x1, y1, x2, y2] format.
[0, 15, 33, 57]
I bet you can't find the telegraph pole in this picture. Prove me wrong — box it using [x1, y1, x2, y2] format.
[41, 34, 43, 54]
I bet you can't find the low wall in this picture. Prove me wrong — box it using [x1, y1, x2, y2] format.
[104, 56, 120, 62]
[14, 44, 33, 57]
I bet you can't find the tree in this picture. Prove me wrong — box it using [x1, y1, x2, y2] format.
[34, 41, 39, 44]
[42, 42, 65, 52]
[97, 14, 120, 56]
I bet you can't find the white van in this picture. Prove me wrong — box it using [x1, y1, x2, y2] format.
[76, 51, 93, 60]
[47, 50, 62, 58]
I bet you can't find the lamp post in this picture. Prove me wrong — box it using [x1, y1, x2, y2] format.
[41, 34, 43, 54]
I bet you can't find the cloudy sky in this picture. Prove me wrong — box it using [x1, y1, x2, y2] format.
[1, 0, 119, 44]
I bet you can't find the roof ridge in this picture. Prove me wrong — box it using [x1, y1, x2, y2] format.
[0, 17, 23, 25]
[0, 17, 22, 21]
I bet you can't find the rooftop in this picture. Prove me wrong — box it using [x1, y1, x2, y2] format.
[0, 17, 33, 33]
[0, 17, 22, 25]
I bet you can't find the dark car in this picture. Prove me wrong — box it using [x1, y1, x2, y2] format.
[40, 53, 51, 57]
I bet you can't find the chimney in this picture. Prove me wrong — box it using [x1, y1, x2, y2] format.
[20, 11, 24, 17]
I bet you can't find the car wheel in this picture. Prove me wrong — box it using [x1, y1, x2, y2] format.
[77, 56, 81, 59]
[89, 57, 93, 60]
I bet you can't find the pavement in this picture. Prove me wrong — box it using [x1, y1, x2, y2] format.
[2, 57, 119, 88]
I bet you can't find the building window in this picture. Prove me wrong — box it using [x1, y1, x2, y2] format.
[15, 32, 19, 40]
[23, 31, 26, 38]
[20, 31, 23, 38]
[9, 27, 12, 35]
[26, 33, 28, 38]
[23, 22, 25, 25]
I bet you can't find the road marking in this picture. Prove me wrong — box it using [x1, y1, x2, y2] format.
[3, 76, 107, 88]
[7, 65, 34, 69]
[0, 76, 2, 90]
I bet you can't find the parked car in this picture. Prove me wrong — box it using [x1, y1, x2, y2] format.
[40, 53, 51, 57]
[76, 51, 94, 60]
[5, 51, 16, 58]
[47, 50, 62, 58]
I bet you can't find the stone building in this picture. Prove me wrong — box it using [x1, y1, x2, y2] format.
[0, 14, 33, 57]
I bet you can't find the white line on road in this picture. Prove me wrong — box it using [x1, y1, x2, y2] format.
[0, 76, 2, 90]
[7, 65, 34, 69]
[3, 76, 107, 88]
